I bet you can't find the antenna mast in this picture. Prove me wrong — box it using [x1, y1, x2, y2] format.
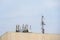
[41, 16, 45, 34]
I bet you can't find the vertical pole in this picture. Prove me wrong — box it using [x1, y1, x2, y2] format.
[41, 16, 45, 40]
[41, 16, 45, 34]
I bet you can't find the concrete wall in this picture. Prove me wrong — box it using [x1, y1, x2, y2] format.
[0, 37, 1, 40]
[0, 32, 60, 40]
[0, 32, 8, 40]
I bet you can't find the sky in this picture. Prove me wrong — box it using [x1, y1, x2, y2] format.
[0, 0, 60, 35]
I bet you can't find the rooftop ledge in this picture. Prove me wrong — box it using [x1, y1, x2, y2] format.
[1, 32, 60, 37]
[0, 32, 60, 40]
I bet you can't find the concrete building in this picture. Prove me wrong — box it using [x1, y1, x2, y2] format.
[0, 32, 60, 40]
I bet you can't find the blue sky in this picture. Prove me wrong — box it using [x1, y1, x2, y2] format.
[0, 0, 60, 35]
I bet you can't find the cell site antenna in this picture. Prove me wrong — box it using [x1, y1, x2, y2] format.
[22, 24, 29, 32]
[41, 16, 45, 34]
[29, 25, 32, 32]
[16, 24, 20, 32]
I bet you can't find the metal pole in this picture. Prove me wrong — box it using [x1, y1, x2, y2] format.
[41, 16, 45, 34]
